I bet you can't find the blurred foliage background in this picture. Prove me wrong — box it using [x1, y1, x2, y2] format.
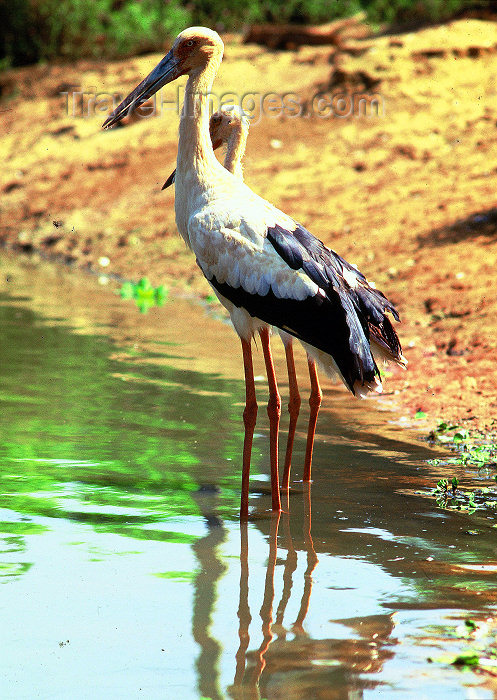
[0, 0, 489, 68]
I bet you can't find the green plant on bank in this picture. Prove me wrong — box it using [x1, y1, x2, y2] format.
[424, 418, 497, 514]
[364, 0, 474, 25]
[189, 0, 363, 27]
[427, 419, 496, 467]
[0, 0, 480, 68]
[120, 277, 167, 313]
[433, 473, 497, 514]
[428, 419, 470, 443]
[434, 476, 478, 513]
[0, 0, 189, 66]
[430, 617, 497, 675]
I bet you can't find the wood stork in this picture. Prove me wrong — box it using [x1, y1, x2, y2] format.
[103, 27, 406, 519]
[163, 104, 324, 492]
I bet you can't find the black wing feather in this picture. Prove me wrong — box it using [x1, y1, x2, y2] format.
[266, 224, 303, 270]
[209, 276, 374, 392]
[211, 220, 402, 394]
[268, 222, 403, 360]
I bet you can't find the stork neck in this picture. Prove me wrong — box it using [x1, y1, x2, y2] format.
[225, 123, 248, 180]
[178, 60, 220, 180]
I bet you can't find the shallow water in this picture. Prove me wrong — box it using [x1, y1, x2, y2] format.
[1, 256, 496, 699]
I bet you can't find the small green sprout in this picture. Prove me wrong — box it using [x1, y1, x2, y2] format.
[452, 651, 480, 667]
[120, 278, 168, 313]
[435, 478, 449, 493]
[453, 430, 469, 443]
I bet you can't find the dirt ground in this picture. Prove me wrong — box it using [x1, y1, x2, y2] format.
[1, 19, 496, 435]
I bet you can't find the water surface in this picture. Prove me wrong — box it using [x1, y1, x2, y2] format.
[0, 256, 496, 699]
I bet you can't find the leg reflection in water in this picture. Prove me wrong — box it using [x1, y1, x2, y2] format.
[234, 516, 251, 687]
[192, 487, 228, 700]
[229, 484, 318, 698]
[292, 482, 318, 637]
[190, 484, 395, 700]
[252, 512, 280, 686]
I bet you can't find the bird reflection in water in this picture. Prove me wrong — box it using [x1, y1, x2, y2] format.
[230, 485, 318, 698]
[191, 485, 395, 699]
[191, 487, 228, 700]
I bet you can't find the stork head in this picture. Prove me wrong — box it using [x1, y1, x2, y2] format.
[209, 105, 248, 150]
[102, 27, 224, 129]
[173, 27, 224, 73]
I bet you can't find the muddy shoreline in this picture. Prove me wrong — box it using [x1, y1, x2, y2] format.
[1, 19, 496, 436]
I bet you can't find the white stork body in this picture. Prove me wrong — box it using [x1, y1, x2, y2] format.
[163, 106, 316, 490]
[103, 27, 405, 518]
[175, 142, 389, 393]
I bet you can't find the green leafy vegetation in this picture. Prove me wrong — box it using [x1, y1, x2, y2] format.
[0, 0, 189, 66]
[364, 0, 474, 25]
[435, 480, 497, 515]
[451, 651, 481, 667]
[0, 0, 480, 68]
[189, 0, 364, 27]
[428, 420, 496, 468]
[429, 617, 497, 676]
[120, 277, 167, 313]
[428, 420, 470, 444]
[434, 476, 478, 513]
[427, 420, 497, 514]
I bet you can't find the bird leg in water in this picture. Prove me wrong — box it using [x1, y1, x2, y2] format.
[281, 343, 301, 491]
[259, 328, 282, 512]
[240, 338, 258, 519]
[303, 358, 322, 481]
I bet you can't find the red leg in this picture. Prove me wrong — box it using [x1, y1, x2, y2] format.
[259, 328, 281, 513]
[240, 338, 257, 519]
[303, 357, 322, 482]
[282, 341, 301, 491]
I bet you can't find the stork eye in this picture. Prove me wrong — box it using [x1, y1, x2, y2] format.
[186, 40, 195, 47]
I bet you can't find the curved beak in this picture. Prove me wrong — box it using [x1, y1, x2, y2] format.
[102, 49, 184, 129]
[211, 138, 223, 151]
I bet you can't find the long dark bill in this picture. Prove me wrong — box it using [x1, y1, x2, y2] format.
[102, 49, 184, 129]
[162, 170, 177, 190]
